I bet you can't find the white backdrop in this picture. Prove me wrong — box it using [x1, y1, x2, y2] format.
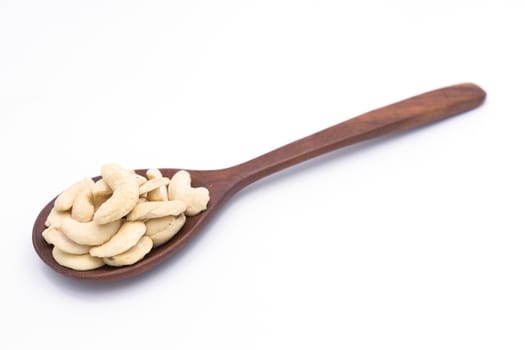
[2, 1, 524, 349]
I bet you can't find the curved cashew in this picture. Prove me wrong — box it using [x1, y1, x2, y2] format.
[92, 179, 112, 197]
[94, 164, 139, 224]
[43, 227, 91, 255]
[145, 215, 186, 247]
[103, 236, 153, 267]
[134, 174, 147, 186]
[61, 216, 122, 245]
[71, 181, 95, 222]
[54, 178, 94, 212]
[52, 247, 104, 271]
[93, 193, 111, 212]
[45, 208, 70, 228]
[93, 176, 146, 209]
[93, 176, 147, 197]
[146, 168, 168, 201]
[92, 179, 111, 211]
[89, 221, 146, 258]
[168, 170, 210, 216]
[146, 168, 162, 179]
[139, 177, 170, 195]
[126, 200, 186, 221]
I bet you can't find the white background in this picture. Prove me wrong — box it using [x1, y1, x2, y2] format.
[1, 1, 524, 349]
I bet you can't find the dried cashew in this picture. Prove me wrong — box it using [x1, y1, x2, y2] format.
[54, 178, 93, 212]
[61, 216, 122, 245]
[168, 170, 210, 216]
[71, 181, 95, 222]
[93, 193, 111, 212]
[92, 178, 145, 210]
[43, 227, 91, 255]
[94, 176, 148, 196]
[103, 236, 153, 267]
[139, 177, 170, 195]
[146, 168, 168, 201]
[45, 208, 70, 228]
[145, 215, 186, 247]
[92, 179, 112, 197]
[134, 174, 147, 186]
[89, 221, 146, 258]
[126, 200, 186, 221]
[52, 247, 104, 271]
[94, 164, 139, 224]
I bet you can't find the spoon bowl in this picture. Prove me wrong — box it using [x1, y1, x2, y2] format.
[33, 168, 235, 281]
[33, 83, 486, 281]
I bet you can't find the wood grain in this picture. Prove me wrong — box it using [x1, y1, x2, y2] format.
[32, 83, 486, 281]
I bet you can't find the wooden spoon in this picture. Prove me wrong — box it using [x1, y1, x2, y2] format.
[32, 83, 486, 281]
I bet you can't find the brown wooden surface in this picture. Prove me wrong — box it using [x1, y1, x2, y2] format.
[32, 83, 486, 281]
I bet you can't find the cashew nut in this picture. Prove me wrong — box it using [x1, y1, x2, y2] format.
[134, 174, 148, 186]
[45, 208, 70, 228]
[43, 227, 91, 255]
[92, 179, 112, 197]
[71, 181, 95, 222]
[168, 170, 210, 216]
[93, 164, 139, 224]
[61, 216, 122, 246]
[139, 177, 170, 195]
[145, 215, 186, 247]
[94, 175, 148, 195]
[52, 247, 105, 271]
[93, 193, 111, 212]
[89, 221, 146, 258]
[54, 178, 94, 212]
[92, 180, 112, 211]
[146, 168, 168, 201]
[103, 236, 153, 267]
[126, 200, 186, 221]
[93, 176, 146, 209]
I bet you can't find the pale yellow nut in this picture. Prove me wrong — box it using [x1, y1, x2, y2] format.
[61, 216, 122, 245]
[93, 193, 111, 211]
[89, 221, 146, 258]
[103, 236, 153, 267]
[168, 170, 210, 216]
[43, 227, 91, 255]
[92, 179, 114, 211]
[134, 174, 147, 186]
[126, 200, 186, 221]
[94, 164, 139, 224]
[148, 185, 168, 201]
[146, 168, 168, 201]
[93, 176, 144, 200]
[45, 208, 70, 228]
[54, 178, 94, 212]
[146, 215, 186, 247]
[71, 181, 95, 222]
[92, 179, 112, 197]
[146, 168, 162, 179]
[138, 177, 170, 195]
[52, 247, 105, 271]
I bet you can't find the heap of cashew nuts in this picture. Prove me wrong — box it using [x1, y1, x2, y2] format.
[42, 164, 210, 271]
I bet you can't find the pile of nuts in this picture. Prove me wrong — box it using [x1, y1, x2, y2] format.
[42, 164, 210, 270]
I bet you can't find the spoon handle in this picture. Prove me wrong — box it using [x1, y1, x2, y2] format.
[232, 83, 486, 188]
